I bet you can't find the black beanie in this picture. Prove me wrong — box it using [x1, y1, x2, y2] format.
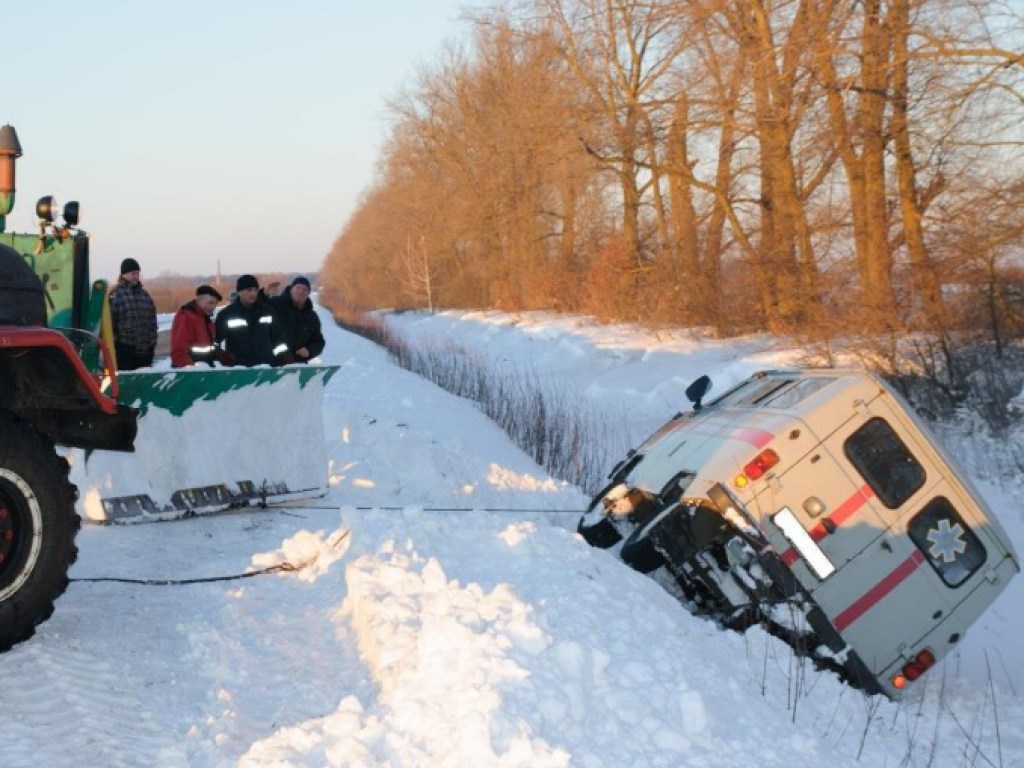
[236, 274, 259, 291]
[291, 276, 311, 289]
[120, 257, 141, 275]
[196, 284, 222, 301]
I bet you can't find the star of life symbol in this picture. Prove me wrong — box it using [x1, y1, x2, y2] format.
[926, 519, 967, 563]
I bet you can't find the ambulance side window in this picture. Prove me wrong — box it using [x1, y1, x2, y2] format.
[908, 497, 986, 587]
[844, 417, 926, 509]
[759, 377, 836, 409]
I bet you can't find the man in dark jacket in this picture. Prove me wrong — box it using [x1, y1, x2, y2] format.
[215, 274, 288, 367]
[170, 284, 224, 367]
[271, 276, 325, 363]
[109, 257, 158, 370]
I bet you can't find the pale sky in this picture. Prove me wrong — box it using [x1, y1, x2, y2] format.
[3, 0, 480, 280]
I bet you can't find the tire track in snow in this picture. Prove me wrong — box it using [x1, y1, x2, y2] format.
[0, 643, 188, 767]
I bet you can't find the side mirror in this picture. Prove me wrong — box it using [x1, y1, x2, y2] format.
[685, 375, 712, 412]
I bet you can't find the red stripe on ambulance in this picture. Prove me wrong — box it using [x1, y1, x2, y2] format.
[729, 427, 774, 448]
[779, 484, 874, 564]
[822, 483, 874, 530]
[685, 423, 775, 448]
[833, 550, 926, 632]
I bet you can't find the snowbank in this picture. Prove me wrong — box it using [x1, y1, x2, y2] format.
[1, 305, 1020, 768]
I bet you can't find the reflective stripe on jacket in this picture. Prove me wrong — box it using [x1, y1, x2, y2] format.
[270, 289, 325, 362]
[214, 297, 283, 367]
[170, 300, 217, 368]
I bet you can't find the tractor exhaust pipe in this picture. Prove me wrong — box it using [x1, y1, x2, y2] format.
[0, 124, 23, 233]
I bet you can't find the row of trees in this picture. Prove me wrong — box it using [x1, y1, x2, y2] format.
[321, 0, 1024, 340]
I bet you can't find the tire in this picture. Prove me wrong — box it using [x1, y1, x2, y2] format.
[0, 412, 80, 652]
[619, 503, 676, 574]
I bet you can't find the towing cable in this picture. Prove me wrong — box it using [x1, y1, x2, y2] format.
[70, 506, 586, 586]
[70, 562, 303, 586]
[267, 504, 585, 514]
[70, 529, 352, 586]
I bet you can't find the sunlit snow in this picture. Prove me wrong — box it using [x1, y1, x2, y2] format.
[0, 304, 1021, 768]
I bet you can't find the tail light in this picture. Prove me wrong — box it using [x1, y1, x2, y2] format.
[903, 649, 936, 681]
[891, 649, 937, 689]
[735, 449, 779, 487]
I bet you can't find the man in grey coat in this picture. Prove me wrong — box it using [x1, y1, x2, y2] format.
[108, 257, 158, 370]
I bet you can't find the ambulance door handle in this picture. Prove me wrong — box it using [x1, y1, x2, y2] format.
[854, 399, 870, 417]
[984, 568, 1001, 584]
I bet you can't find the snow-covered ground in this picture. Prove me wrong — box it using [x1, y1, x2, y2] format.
[1, 307, 1022, 767]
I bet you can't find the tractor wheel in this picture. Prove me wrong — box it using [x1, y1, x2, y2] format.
[0, 412, 80, 652]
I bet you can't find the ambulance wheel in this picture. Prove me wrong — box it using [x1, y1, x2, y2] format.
[619, 509, 669, 574]
[0, 413, 80, 652]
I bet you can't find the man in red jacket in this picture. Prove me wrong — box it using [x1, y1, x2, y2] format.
[170, 285, 226, 368]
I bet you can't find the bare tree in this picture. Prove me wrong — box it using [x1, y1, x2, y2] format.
[540, 0, 688, 271]
[320, 0, 1024, 344]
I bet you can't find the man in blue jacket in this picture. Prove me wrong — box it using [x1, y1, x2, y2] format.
[215, 274, 288, 366]
[271, 276, 325, 363]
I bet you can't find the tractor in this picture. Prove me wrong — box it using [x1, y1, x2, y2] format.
[1, 123, 339, 526]
[0, 124, 137, 651]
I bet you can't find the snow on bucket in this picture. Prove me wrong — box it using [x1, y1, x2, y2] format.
[67, 364, 339, 522]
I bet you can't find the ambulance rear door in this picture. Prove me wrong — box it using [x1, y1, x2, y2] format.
[806, 393, 967, 676]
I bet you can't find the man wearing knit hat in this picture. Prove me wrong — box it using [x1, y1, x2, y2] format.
[108, 257, 158, 370]
[214, 274, 289, 366]
[170, 284, 225, 368]
[270, 275, 325, 363]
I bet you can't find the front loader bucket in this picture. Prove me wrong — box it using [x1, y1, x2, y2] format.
[67, 364, 340, 522]
[115, 365, 337, 417]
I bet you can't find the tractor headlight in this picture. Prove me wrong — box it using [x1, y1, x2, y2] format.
[36, 195, 59, 223]
[63, 200, 80, 227]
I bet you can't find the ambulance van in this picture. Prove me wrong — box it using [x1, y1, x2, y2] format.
[578, 368, 1019, 697]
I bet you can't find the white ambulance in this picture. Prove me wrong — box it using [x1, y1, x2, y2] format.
[578, 368, 1019, 697]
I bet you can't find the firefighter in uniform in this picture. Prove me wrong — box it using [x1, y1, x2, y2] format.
[170, 284, 224, 367]
[270, 276, 325, 363]
[214, 274, 288, 367]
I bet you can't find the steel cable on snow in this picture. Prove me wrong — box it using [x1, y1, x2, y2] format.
[266, 503, 586, 514]
[70, 504, 588, 586]
[70, 531, 352, 586]
[69, 562, 300, 586]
